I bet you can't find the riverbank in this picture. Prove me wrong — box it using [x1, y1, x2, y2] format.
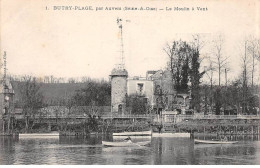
[176, 118, 260, 135]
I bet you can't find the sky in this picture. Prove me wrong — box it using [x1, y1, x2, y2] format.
[1, 0, 259, 83]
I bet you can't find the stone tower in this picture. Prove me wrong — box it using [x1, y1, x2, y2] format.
[110, 68, 128, 114]
[110, 18, 128, 114]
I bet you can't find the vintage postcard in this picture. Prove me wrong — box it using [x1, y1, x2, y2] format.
[0, 0, 260, 165]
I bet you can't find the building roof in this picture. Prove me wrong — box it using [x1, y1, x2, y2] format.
[110, 68, 128, 76]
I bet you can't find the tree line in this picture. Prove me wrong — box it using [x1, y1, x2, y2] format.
[12, 76, 111, 132]
[7, 34, 260, 133]
[163, 35, 260, 115]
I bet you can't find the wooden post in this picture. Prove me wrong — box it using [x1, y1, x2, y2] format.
[48, 122, 51, 132]
[115, 120, 117, 132]
[7, 117, 10, 134]
[11, 117, 13, 134]
[3, 120, 5, 134]
[257, 126, 260, 140]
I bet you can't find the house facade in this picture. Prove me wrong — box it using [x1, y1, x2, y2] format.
[110, 69, 191, 115]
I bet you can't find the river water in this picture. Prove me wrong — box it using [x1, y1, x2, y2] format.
[0, 135, 260, 165]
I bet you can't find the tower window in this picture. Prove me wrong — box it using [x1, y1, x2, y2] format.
[137, 83, 144, 93]
[118, 104, 122, 113]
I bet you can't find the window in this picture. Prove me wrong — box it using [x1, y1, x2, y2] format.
[118, 104, 122, 113]
[137, 83, 144, 93]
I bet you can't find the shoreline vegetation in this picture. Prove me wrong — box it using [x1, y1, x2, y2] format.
[2, 36, 260, 135]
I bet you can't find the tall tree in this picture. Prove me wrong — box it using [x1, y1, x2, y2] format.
[247, 37, 259, 87]
[189, 48, 205, 113]
[164, 40, 192, 92]
[212, 35, 228, 86]
[19, 76, 43, 132]
[189, 35, 205, 113]
[181, 57, 189, 91]
[241, 41, 250, 114]
[256, 39, 260, 62]
[204, 56, 216, 113]
[214, 87, 222, 115]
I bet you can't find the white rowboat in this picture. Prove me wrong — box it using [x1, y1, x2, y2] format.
[113, 136, 151, 140]
[194, 139, 238, 144]
[19, 133, 59, 139]
[152, 133, 190, 138]
[113, 130, 152, 136]
[102, 140, 150, 147]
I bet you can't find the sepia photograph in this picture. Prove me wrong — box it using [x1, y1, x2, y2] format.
[0, 0, 260, 165]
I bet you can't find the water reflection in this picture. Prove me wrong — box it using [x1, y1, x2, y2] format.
[152, 137, 195, 164]
[0, 135, 260, 165]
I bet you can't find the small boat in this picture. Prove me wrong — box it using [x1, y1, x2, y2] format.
[113, 135, 151, 140]
[194, 139, 238, 144]
[152, 132, 190, 138]
[102, 140, 151, 147]
[113, 130, 152, 136]
[19, 132, 59, 139]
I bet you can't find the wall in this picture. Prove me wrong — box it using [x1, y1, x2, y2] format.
[127, 78, 154, 106]
[151, 70, 176, 110]
[111, 76, 127, 113]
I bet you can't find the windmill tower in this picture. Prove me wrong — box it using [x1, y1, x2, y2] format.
[110, 18, 128, 114]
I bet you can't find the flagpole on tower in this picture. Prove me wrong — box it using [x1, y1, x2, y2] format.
[117, 18, 125, 70]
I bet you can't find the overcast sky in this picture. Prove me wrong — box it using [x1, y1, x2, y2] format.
[1, 0, 259, 83]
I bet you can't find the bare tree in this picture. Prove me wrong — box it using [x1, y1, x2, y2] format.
[204, 56, 216, 113]
[191, 34, 205, 52]
[68, 78, 76, 83]
[164, 42, 178, 91]
[0, 53, 2, 71]
[81, 76, 91, 83]
[239, 40, 251, 114]
[19, 76, 44, 132]
[211, 34, 228, 86]
[247, 37, 259, 87]
[255, 39, 260, 62]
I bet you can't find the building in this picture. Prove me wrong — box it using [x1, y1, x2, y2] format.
[127, 76, 154, 106]
[0, 79, 15, 134]
[110, 69, 191, 115]
[110, 68, 128, 114]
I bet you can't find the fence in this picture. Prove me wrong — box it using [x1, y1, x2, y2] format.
[12, 113, 260, 121]
[153, 114, 260, 123]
